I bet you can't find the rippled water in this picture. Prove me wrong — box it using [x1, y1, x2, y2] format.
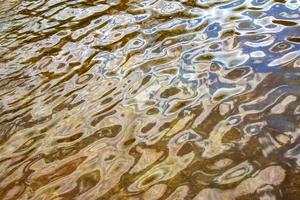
[0, 0, 300, 199]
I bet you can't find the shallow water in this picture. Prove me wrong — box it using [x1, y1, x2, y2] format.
[0, 0, 300, 199]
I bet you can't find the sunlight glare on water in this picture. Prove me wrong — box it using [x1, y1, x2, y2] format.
[0, 0, 300, 199]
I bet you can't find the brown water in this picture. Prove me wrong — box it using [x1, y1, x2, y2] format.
[0, 0, 300, 199]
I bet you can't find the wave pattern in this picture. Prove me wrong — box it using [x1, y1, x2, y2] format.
[0, 0, 300, 199]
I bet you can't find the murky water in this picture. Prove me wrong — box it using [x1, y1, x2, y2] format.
[0, 0, 300, 199]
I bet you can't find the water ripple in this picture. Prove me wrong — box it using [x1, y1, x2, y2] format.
[0, 0, 300, 199]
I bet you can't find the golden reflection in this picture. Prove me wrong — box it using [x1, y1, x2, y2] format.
[0, 0, 300, 199]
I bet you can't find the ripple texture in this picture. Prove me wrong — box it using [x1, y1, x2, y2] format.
[0, 0, 300, 199]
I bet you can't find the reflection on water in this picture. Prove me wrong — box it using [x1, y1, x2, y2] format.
[0, 0, 300, 199]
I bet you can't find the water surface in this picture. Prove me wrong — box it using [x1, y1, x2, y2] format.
[0, 0, 300, 199]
